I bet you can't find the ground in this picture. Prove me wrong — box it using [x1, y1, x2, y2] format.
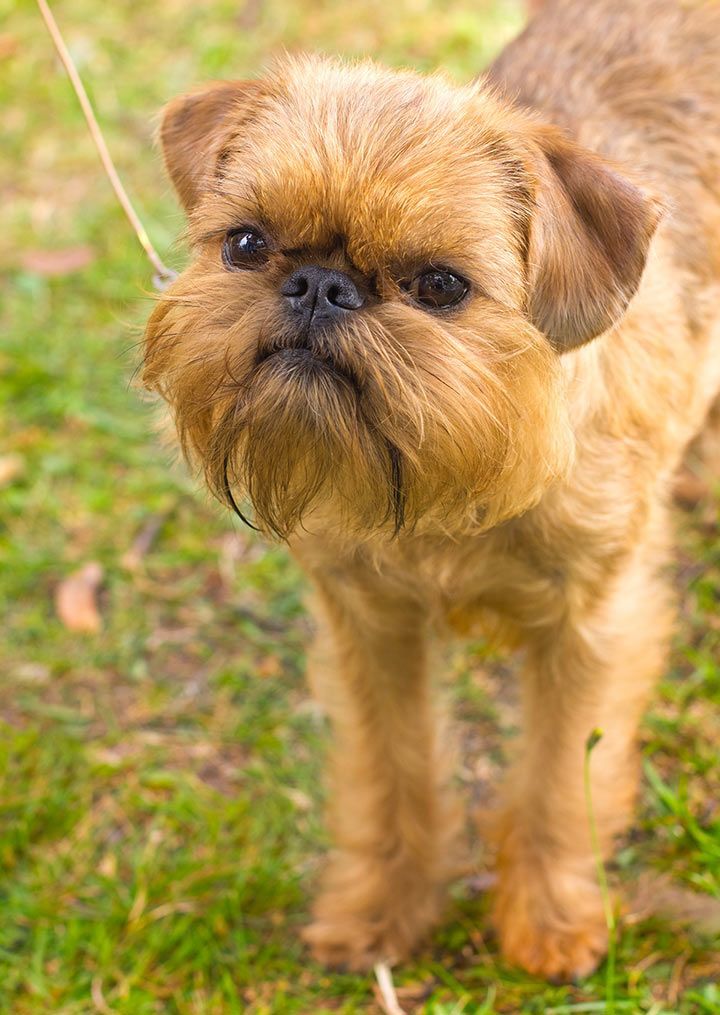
[1, 0, 719, 1012]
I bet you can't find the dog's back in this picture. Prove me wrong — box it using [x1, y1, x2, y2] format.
[490, 0, 720, 295]
[488, 0, 720, 463]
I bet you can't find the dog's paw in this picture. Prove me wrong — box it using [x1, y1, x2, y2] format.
[302, 915, 407, 971]
[493, 865, 609, 981]
[496, 913, 608, 981]
[303, 847, 450, 971]
[303, 874, 443, 971]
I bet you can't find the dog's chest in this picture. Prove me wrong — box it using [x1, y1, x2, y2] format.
[405, 525, 567, 639]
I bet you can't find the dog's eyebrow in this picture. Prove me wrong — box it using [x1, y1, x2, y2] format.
[195, 225, 230, 244]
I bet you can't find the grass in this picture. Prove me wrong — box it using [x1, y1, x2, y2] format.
[2, 0, 720, 1011]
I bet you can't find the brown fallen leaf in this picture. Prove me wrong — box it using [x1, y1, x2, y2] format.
[20, 245, 94, 277]
[0, 454, 24, 486]
[55, 561, 104, 633]
[0, 33, 19, 59]
[673, 465, 709, 509]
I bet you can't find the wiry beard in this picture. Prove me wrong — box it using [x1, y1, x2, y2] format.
[143, 277, 575, 542]
[207, 346, 407, 538]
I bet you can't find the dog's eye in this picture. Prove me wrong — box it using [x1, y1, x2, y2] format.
[405, 269, 468, 310]
[222, 228, 269, 270]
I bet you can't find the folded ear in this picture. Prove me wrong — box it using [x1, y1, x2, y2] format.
[158, 80, 262, 211]
[527, 126, 662, 350]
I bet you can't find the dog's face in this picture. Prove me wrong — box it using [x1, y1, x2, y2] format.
[143, 56, 659, 539]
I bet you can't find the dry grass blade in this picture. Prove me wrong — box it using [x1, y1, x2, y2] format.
[121, 512, 169, 571]
[374, 962, 408, 1015]
[90, 976, 115, 1014]
[35, 0, 176, 287]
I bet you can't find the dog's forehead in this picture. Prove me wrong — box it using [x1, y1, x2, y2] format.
[211, 60, 527, 297]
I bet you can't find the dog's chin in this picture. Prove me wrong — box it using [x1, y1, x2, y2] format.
[211, 345, 396, 538]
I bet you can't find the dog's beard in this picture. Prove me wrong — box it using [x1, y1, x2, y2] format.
[208, 346, 407, 537]
[144, 286, 575, 540]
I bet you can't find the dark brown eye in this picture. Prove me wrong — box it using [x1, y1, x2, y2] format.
[222, 228, 269, 270]
[405, 268, 468, 310]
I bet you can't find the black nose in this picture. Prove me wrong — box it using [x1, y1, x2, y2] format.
[280, 265, 364, 327]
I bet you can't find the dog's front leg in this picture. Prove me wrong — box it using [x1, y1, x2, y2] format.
[300, 562, 459, 970]
[492, 542, 673, 981]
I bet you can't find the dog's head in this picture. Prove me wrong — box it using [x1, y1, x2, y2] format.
[143, 55, 660, 539]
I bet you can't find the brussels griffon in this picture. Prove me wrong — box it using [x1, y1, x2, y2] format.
[143, 0, 720, 980]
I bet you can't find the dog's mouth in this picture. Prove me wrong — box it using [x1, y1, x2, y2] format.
[255, 344, 360, 391]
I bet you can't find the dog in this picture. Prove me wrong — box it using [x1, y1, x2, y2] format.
[142, 0, 720, 980]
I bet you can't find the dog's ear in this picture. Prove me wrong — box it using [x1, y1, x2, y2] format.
[159, 80, 262, 211]
[526, 126, 662, 350]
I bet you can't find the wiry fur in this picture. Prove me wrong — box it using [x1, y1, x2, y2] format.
[144, 63, 583, 539]
[143, 0, 720, 981]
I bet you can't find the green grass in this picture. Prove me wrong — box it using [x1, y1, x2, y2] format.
[2, 0, 720, 1011]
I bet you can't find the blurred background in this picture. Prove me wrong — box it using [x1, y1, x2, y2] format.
[1, 1, 719, 1011]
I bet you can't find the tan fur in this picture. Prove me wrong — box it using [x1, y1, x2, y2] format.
[143, 0, 720, 980]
